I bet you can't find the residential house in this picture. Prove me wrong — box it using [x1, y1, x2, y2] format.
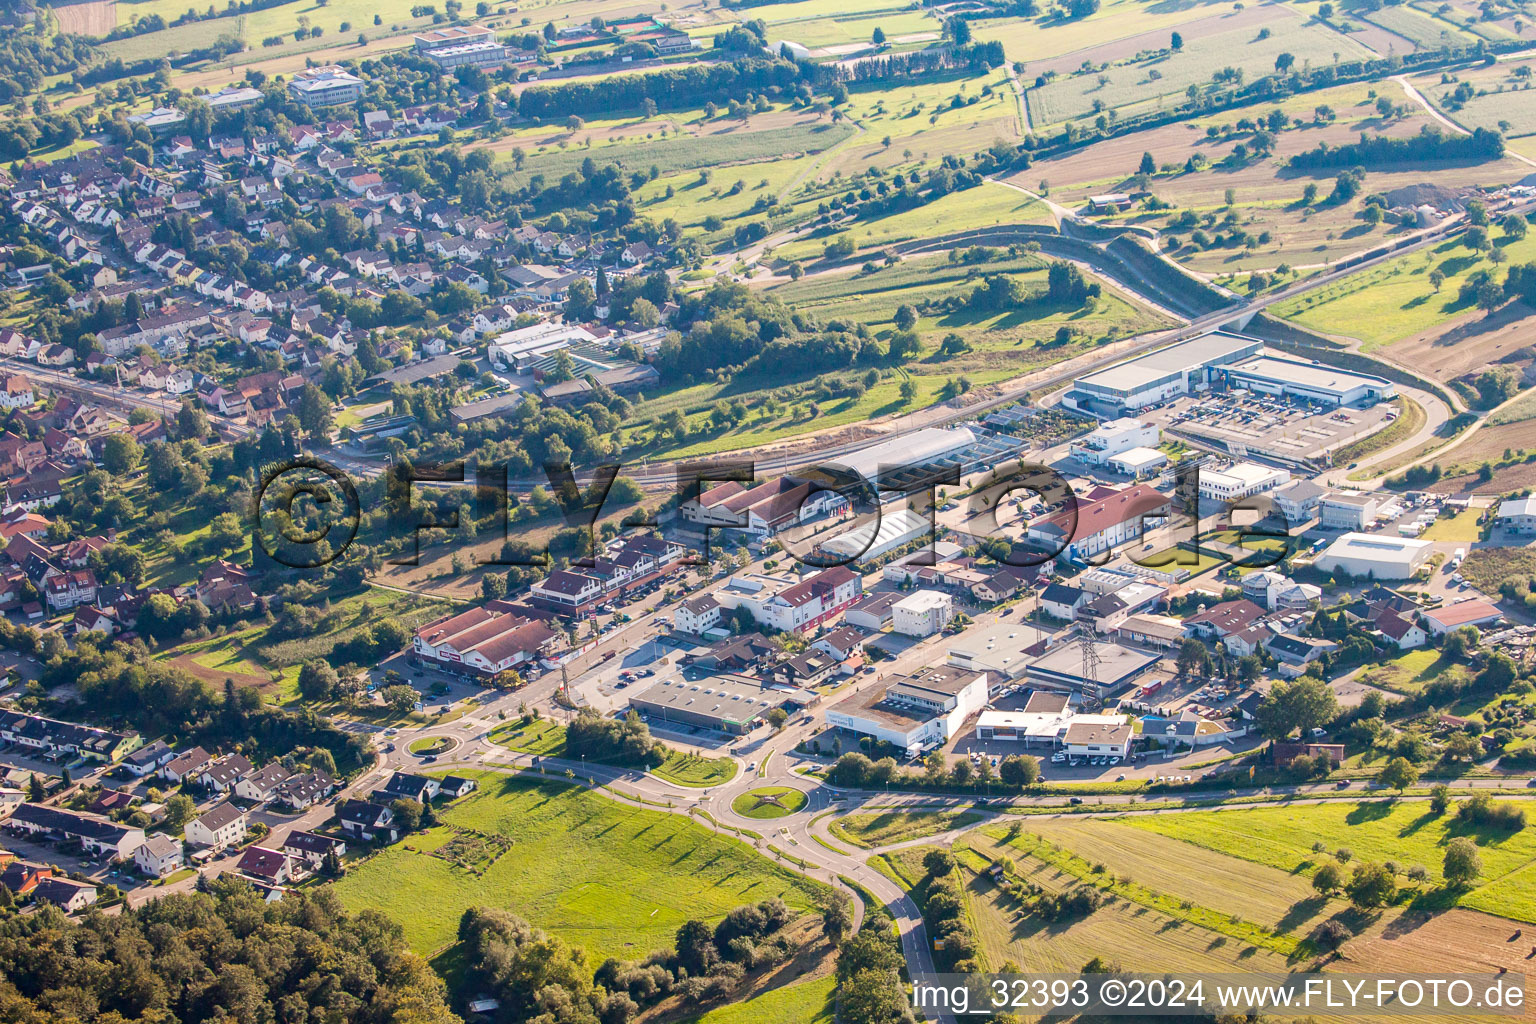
[234, 763, 292, 803]
[133, 833, 184, 878]
[185, 801, 247, 851]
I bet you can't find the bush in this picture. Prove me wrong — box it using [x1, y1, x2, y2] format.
[1455, 793, 1526, 831]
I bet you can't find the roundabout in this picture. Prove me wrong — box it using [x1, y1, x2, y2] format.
[730, 785, 809, 819]
[408, 735, 455, 757]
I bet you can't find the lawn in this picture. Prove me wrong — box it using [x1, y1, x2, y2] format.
[1124, 800, 1536, 921]
[408, 736, 453, 755]
[1354, 647, 1464, 695]
[1421, 508, 1485, 542]
[332, 772, 829, 960]
[828, 809, 983, 848]
[678, 975, 835, 1024]
[1274, 228, 1536, 350]
[732, 786, 810, 819]
[487, 719, 737, 786]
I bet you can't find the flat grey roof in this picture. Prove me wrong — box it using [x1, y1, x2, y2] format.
[1227, 356, 1391, 397]
[1078, 331, 1258, 395]
[1029, 640, 1157, 684]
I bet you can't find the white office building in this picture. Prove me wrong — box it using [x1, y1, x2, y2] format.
[1198, 462, 1290, 503]
[1315, 533, 1432, 580]
[287, 66, 365, 107]
[1320, 492, 1379, 530]
[1070, 417, 1159, 465]
[892, 590, 954, 637]
[825, 665, 987, 753]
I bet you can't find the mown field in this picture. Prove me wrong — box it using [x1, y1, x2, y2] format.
[503, 119, 857, 188]
[680, 975, 835, 1024]
[332, 772, 830, 961]
[1125, 800, 1536, 921]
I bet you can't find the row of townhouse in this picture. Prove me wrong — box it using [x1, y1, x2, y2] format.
[528, 534, 687, 615]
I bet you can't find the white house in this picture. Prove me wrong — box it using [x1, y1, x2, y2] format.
[185, 801, 246, 851]
[134, 833, 184, 877]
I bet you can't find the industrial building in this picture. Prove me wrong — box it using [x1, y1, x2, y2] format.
[1025, 637, 1159, 699]
[817, 507, 931, 563]
[824, 665, 987, 754]
[1065, 330, 1396, 416]
[1069, 417, 1160, 465]
[1217, 355, 1397, 408]
[681, 476, 846, 538]
[287, 66, 365, 107]
[627, 674, 808, 735]
[716, 565, 863, 633]
[1314, 532, 1432, 580]
[1106, 447, 1168, 479]
[1498, 496, 1536, 534]
[947, 621, 1048, 681]
[1064, 332, 1262, 415]
[819, 427, 977, 491]
[413, 26, 511, 69]
[1024, 483, 1170, 563]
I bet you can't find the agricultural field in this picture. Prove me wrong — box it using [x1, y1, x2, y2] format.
[957, 819, 1536, 984]
[332, 772, 830, 960]
[1010, 79, 1529, 273]
[974, 0, 1266, 71]
[772, 182, 1052, 263]
[1410, 53, 1536, 148]
[1025, 10, 1373, 127]
[114, 0, 435, 41]
[50, 0, 118, 36]
[1124, 800, 1536, 921]
[1275, 226, 1536, 350]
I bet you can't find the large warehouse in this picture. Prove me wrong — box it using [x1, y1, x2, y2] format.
[1065, 331, 1396, 415]
[1217, 355, 1397, 407]
[1314, 532, 1432, 580]
[1064, 332, 1261, 415]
